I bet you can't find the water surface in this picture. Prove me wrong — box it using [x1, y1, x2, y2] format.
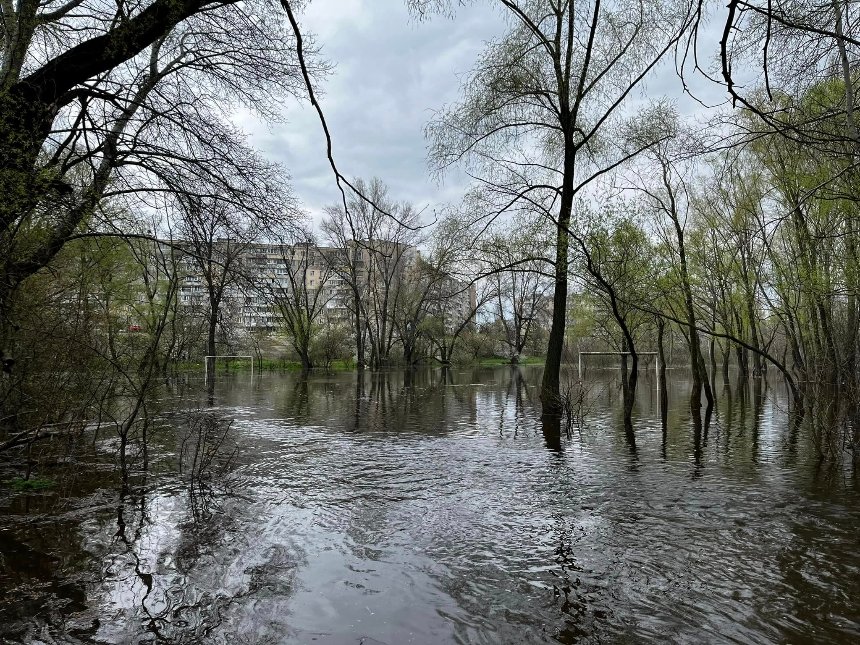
[1, 367, 859, 643]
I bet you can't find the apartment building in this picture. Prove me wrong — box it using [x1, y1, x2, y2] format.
[177, 238, 476, 334]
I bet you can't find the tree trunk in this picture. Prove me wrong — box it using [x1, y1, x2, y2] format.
[671, 213, 707, 420]
[353, 304, 365, 370]
[657, 317, 668, 430]
[541, 129, 574, 414]
[299, 349, 312, 372]
[708, 327, 717, 397]
[206, 309, 217, 383]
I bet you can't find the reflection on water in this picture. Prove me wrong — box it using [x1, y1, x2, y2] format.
[1, 367, 860, 644]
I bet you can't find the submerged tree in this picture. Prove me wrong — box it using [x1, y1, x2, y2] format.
[0, 216, 182, 456]
[0, 0, 319, 391]
[428, 0, 694, 412]
[269, 232, 335, 371]
[575, 205, 654, 428]
[480, 221, 553, 364]
[322, 177, 422, 369]
[636, 132, 715, 420]
[416, 216, 494, 365]
[176, 194, 256, 381]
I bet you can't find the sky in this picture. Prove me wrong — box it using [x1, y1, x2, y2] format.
[237, 0, 728, 226]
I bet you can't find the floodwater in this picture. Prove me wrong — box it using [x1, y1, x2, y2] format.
[1, 366, 859, 644]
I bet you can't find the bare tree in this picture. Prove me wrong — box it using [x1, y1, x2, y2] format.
[423, 278, 492, 365]
[481, 226, 553, 365]
[268, 231, 335, 371]
[322, 177, 421, 369]
[699, 0, 860, 155]
[628, 122, 716, 419]
[395, 216, 489, 365]
[174, 185, 293, 380]
[428, 0, 693, 412]
[0, 0, 321, 376]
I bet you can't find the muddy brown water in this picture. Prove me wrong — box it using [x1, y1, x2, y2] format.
[1, 367, 859, 644]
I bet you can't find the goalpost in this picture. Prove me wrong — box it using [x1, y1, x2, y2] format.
[204, 355, 254, 383]
[578, 351, 659, 380]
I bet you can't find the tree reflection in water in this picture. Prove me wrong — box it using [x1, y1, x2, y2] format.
[1, 367, 860, 643]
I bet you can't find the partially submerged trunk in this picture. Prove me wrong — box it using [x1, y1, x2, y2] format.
[657, 317, 668, 430]
[206, 309, 218, 383]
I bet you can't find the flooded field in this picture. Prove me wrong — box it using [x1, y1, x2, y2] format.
[1, 367, 859, 643]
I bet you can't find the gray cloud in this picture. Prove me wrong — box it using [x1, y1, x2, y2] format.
[237, 0, 507, 223]
[236, 1, 728, 224]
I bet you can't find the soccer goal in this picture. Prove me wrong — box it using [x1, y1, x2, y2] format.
[204, 355, 254, 383]
[577, 351, 659, 380]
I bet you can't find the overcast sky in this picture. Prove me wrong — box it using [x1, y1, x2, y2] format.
[237, 0, 727, 226]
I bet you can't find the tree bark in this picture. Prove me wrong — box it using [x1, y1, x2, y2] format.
[541, 137, 574, 414]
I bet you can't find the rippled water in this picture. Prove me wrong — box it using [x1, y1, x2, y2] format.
[2, 367, 859, 644]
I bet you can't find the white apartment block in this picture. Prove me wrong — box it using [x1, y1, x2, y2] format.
[177, 239, 476, 334]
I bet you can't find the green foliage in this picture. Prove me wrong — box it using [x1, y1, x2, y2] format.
[311, 322, 353, 370]
[4, 477, 55, 491]
[576, 203, 657, 348]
